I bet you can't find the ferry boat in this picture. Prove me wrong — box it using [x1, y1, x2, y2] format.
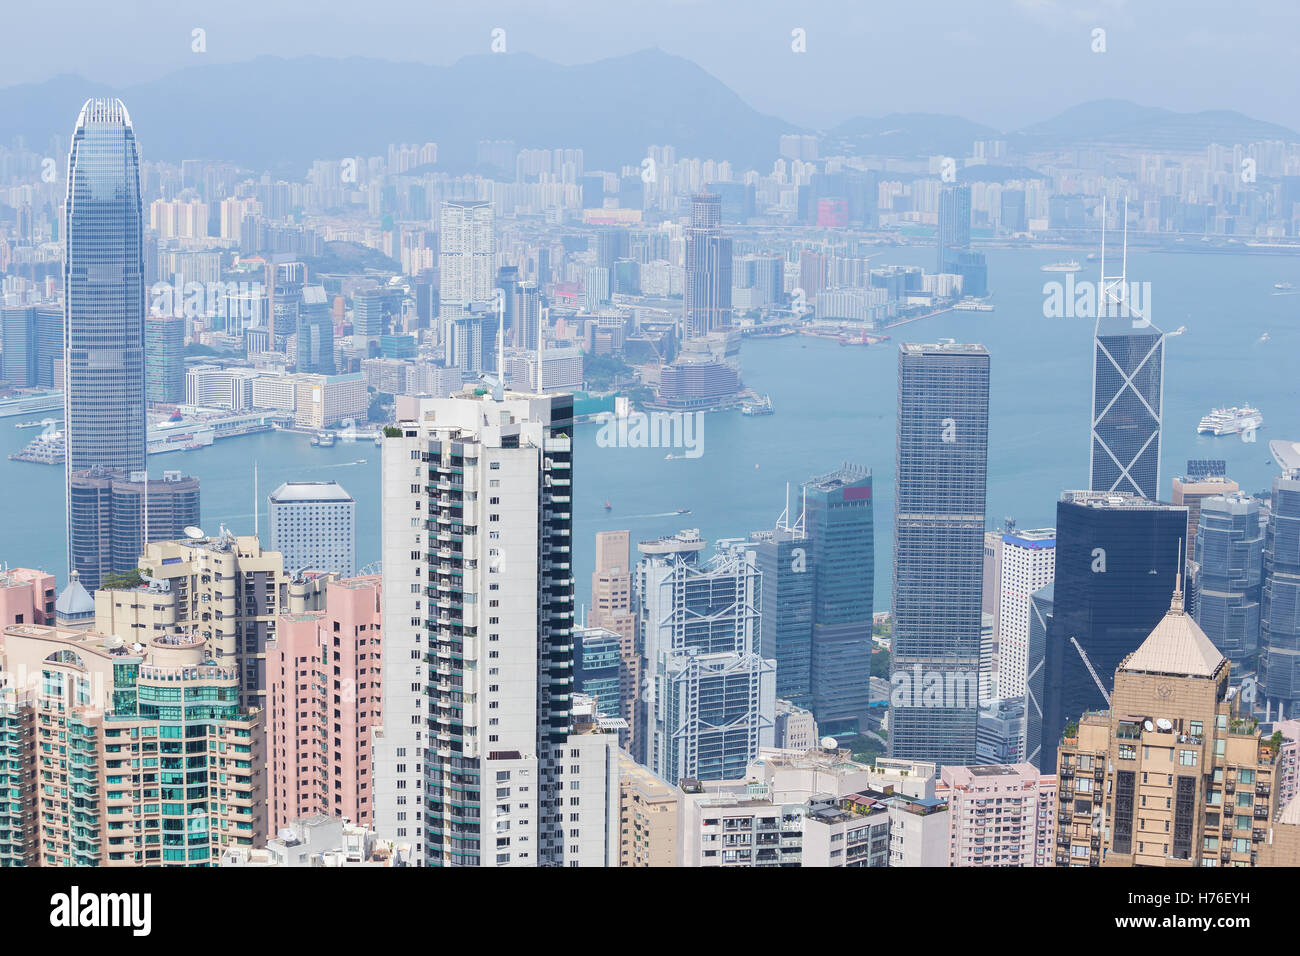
[741, 395, 774, 416]
[1197, 406, 1263, 436]
[953, 299, 994, 312]
[675, 508, 691, 515]
[1041, 260, 1082, 273]
[1275, 281, 1294, 291]
[14, 417, 60, 430]
[311, 432, 336, 447]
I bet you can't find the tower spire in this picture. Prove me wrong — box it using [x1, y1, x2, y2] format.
[1171, 537, 1185, 613]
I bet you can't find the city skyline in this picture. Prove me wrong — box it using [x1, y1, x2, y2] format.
[4, 3, 1300, 893]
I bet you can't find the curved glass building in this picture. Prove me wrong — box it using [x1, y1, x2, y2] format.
[63, 98, 147, 581]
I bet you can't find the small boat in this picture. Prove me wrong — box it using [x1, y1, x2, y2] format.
[1259, 332, 1271, 344]
[676, 508, 691, 515]
[665, 453, 678, 460]
[1169, 326, 1187, 336]
[311, 432, 336, 447]
[741, 395, 774, 416]
[603, 500, 612, 511]
[1275, 282, 1294, 291]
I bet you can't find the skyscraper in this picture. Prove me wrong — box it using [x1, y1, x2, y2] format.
[1262, 471, 1300, 719]
[682, 194, 732, 341]
[636, 531, 775, 782]
[373, 391, 618, 866]
[996, 529, 1056, 699]
[890, 343, 990, 766]
[749, 525, 814, 711]
[1192, 492, 1263, 674]
[936, 184, 971, 274]
[1089, 219, 1163, 500]
[804, 464, 874, 736]
[296, 285, 335, 374]
[1041, 491, 1186, 770]
[67, 468, 201, 592]
[439, 199, 495, 318]
[1, 307, 39, 386]
[144, 314, 185, 404]
[268, 480, 357, 577]
[63, 98, 147, 582]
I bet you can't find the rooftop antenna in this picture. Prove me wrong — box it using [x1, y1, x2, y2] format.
[496, 289, 506, 399]
[1171, 538, 1185, 612]
[776, 482, 792, 532]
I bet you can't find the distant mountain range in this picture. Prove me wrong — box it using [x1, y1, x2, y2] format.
[0, 52, 1296, 175]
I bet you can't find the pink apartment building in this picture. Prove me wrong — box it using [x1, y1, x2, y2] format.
[266, 575, 382, 837]
[940, 763, 1058, 867]
[0, 568, 56, 628]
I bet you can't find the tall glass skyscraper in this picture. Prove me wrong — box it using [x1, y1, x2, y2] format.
[1262, 471, 1300, 716]
[1192, 492, 1263, 674]
[1089, 290, 1163, 500]
[804, 463, 874, 736]
[890, 343, 990, 766]
[936, 184, 971, 273]
[63, 98, 146, 579]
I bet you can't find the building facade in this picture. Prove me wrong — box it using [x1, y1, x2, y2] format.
[373, 391, 619, 867]
[890, 343, 990, 766]
[63, 98, 148, 582]
[268, 480, 357, 577]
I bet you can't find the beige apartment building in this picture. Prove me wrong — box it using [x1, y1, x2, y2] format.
[618, 754, 680, 866]
[591, 530, 639, 751]
[0, 623, 265, 866]
[1056, 580, 1289, 867]
[94, 533, 329, 708]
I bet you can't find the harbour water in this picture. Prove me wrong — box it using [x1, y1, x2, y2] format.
[3, 247, 1298, 613]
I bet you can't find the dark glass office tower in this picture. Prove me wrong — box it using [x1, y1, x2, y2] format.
[1262, 471, 1300, 716]
[1192, 492, 1263, 674]
[1025, 582, 1054, 770]
[682, 194, 732, 341]
[936, 184, 971, 273]
[1041, 491, 1186, 769]
[751, 527, 814, 708]
[1090, 310, 1163, 500]
[890, 343, 989, 766]
[64, 98, 146, 582]
[805, 464, 874, 736]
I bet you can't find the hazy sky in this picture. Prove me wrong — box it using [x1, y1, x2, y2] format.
[4, 0, 1297, 132]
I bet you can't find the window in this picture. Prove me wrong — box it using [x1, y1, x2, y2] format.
[1179, 750, 1197, 766]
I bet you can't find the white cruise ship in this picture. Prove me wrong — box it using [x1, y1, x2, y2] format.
[1040, 260, 1082, 273]
[1197, 406, 1263, 436]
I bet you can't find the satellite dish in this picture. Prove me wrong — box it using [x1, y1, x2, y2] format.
[820, 736, 838, 750]
[1143, 720, 1155, 732]
[184, 526, 205, 540]
[1156, 718, 1173, 731]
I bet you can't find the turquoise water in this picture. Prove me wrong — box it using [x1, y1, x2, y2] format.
[4, 247, 1299, 613]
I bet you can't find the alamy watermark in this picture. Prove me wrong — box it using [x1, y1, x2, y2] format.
[1043, 275, 1153, 327]
[595, 397, 704, 459]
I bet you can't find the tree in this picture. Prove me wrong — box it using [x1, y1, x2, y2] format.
[101, 568, 143, 590]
